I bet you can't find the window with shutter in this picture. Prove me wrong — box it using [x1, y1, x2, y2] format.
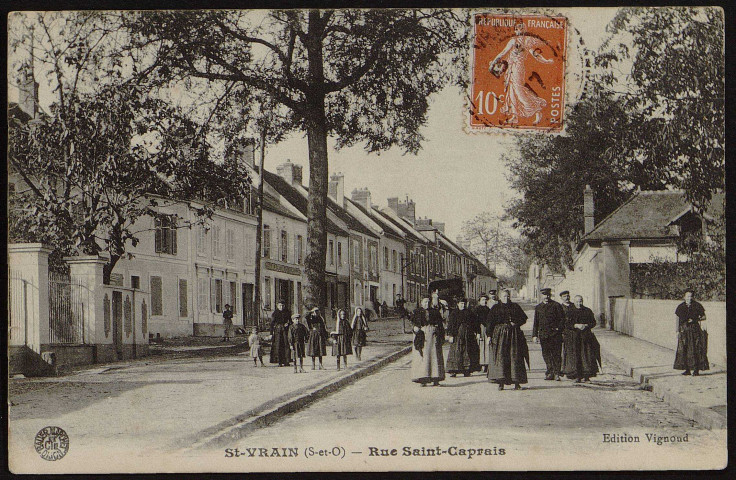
[263, 225, 271, 258]
[215, 279, 223, 313]
[179, 279, 188, 317]
[230, 281, 237, 314]
[198, 277, 209, 313]
[151, 276, 163, 315]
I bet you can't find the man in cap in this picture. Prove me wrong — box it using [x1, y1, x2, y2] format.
[532, 288, 565, 380]
[559, 290, 573, 319]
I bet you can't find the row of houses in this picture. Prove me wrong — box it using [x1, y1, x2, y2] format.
[92, 144, 496, 338]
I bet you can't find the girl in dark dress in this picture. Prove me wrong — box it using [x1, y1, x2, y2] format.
[446, 298, 481, 377]
[288, 314, 308, 373]
[673, 291, 709, 375]
[351, 307, 369, 361]
[561, 295, 601, 382]
[486, 289, 529, 390]
[305, 306, 327, 370]
[332, 308, 353, 370]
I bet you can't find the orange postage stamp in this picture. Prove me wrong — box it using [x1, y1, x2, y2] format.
[469, 13, 568, 132]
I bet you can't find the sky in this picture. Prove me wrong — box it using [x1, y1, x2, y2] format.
[265, 8, 619, 242]
[8, 8, 619, 244]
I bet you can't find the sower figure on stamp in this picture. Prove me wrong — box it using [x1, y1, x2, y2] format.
[673, 291, 709, 376]
[288, 313, 308, 374]
[474, 292, 492, 373]
[562, 295, 601, 383]
[411, 295, 446, 387]
[305, 305, 328, 370]
[270, 299, 292, 367]
[533, 288, 565, 381]
[446, 297, 481, 377]
[487, 289, 529, 390]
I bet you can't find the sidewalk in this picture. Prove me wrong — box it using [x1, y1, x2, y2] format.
[595, 328, 727, 430]
[8, 317, 412, 459]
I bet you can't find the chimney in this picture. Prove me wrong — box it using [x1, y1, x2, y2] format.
[328, 172, 345, 207]
[18, 61, 38, 119]
[351, 187, 372, 211]
[584, 184, 595, 234]
[434, 222, 445, 234]
[387, 197, 399, 214]
[276, 159, 303, 186]
[398, 196, 416, 225]
[226, 138, 256, 169]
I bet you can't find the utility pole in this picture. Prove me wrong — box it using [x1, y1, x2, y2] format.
[253, 127, 267, 330]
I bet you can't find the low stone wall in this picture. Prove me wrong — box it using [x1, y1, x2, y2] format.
[40, 344, 96, 368]
[612, 298, 726, 368]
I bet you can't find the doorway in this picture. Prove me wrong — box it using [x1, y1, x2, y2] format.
[112, 291, 123, 360]
[242, 283, 254, 326]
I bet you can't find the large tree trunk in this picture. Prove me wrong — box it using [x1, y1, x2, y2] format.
[303, 11, 329, 309]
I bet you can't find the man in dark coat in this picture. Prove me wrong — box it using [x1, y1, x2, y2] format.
[562, 295, 601, 382]
[269, 300, 292, 366]
[559, 290, 574, 320]
[532, 288, 565, 381]
[486, 289, 529, 390]
[673, 291, 709, 375]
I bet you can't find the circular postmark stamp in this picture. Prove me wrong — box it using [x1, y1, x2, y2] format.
[34, 426, 69, 461]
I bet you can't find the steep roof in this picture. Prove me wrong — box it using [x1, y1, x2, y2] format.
[323, 196, 379, 238]
[262, 190, 303, 222]
[377, 207, 429, 244]
[262, 169, 348, 236]
[582, 190, 691, 242]
[350, 201, 404, 240]
[437, 232, 464, 256]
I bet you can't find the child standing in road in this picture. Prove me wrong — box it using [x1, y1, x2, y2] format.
[288, 313, 308, 373]
[249, 327, 264, 367]
[351, 307, 369, 361]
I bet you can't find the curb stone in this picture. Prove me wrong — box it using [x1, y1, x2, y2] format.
[598, 345, 726, 431]
[184, 344, 412, 451]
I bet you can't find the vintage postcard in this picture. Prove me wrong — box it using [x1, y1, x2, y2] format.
[7, 5, 727, 473]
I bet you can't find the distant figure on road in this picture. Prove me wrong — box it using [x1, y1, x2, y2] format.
[411, 295, 446, 387]
[351, 307, 369, 361]
[248, 327, 265, 367]
[270, 300, 292, 367]
[532, 288, 565, 381]
[288, 313, 308, 374]
[332, 308, 353, 371]
[395, 294, 407, 319]
[561, 295, 601, 383]
[306, 305, 328, 370]
[222, 304, 234, 342]
[446, 297, 481, 377]
[380, 300, 388, 318]
[674, 291, 709, 376]
[486, 289, 529, 390]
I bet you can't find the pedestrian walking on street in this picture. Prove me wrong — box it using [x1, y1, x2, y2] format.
[474, 292, 493, 373]
[673, 291, 709, 376]
[561, 295, 601, 383]
[486, 289, 529, 390]
[351, 307, 369, 361]
[446, 297, 481, 377]
[395, 294, 407, 319]
[411, 295, 446, 387]
[249, 327, 265, 366]
[532, 288, 565, 381]
[270, 300, 292, 367]
[306, 305, 328, 370]
[332, 308, 353, 371]
[222, 304, 234, 342]
[288, 314, 308, 373]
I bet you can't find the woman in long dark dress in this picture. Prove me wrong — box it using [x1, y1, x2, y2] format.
[305, 306, 327, 370]
[269, 300, 292, 366]
[486, 289, 529, 390]
[332, 308, 353, 370]
[673, 291, 709, 375]
[446, 298, 481, 377]
[288, 313, 308, 374]
[561, 295, 601, 383]
[351, 307, 369, 361]
[411, 295, 446, 386]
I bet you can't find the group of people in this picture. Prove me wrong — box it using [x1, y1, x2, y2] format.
[249, 300, 370, 373]
[410, 288, 602, 390]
